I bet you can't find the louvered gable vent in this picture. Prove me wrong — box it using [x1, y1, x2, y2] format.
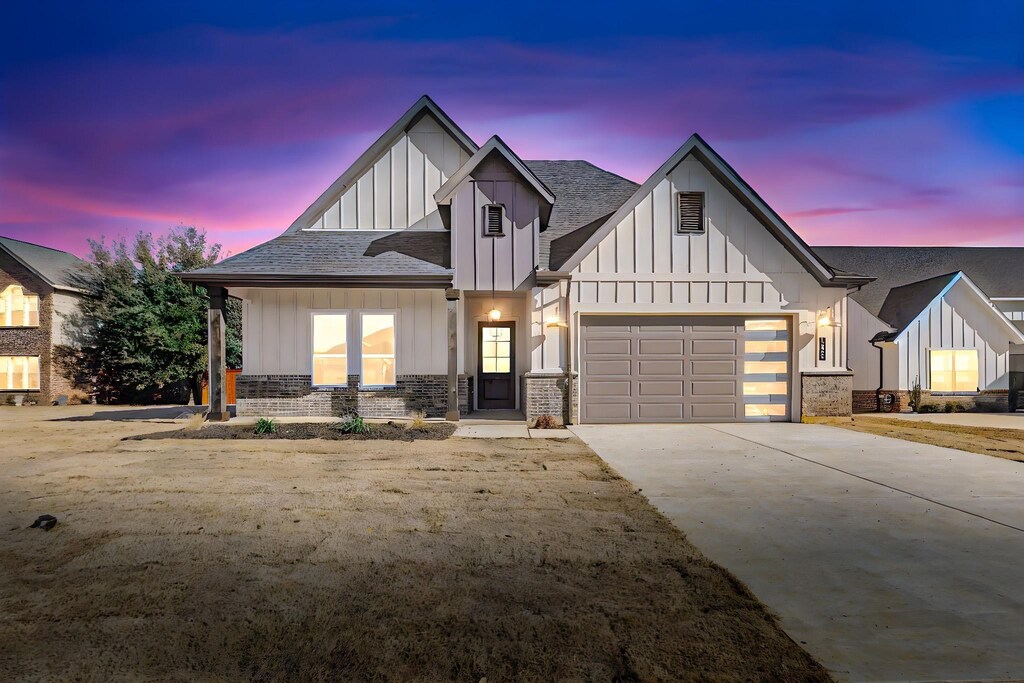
[676, 191, 705, 234]
[484, 204, 504, 236]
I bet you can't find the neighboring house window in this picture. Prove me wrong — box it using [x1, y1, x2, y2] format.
[361, 313, 396, 386]
[930, 349, 979, 392]
[0, 285, 39, 327]
[0, 356, 40, 390]
[312, 313, 348, 386]
[676, 191, 705, 234]
[483, 204, 505, 237]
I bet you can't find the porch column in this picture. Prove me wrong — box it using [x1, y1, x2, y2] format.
[445, 287, 461, 421]
[207, 286, 230, 421]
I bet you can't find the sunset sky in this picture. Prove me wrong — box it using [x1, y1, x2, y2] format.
[1, 1, 1021, 257]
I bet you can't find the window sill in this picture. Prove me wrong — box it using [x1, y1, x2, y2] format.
[0, 326, 40, 329]
[929, 391, 979, 396]
[359, 385, 398, 391]
[312, 385, 346, 390]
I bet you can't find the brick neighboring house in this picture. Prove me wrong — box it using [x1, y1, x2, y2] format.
[0, 236, 88, 404]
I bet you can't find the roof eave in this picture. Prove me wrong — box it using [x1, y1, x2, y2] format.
[176, 272, 454, 289]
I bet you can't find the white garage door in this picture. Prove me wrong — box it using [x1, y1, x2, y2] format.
[579, 315, 790, 423]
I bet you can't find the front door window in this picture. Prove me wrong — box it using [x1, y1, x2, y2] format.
[478, 323, 515, 409]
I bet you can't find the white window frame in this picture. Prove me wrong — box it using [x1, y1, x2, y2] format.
[928, 347, 980, 394]
[359, 310, 398, 388]
[310, 310, 350, 387]
[1, 285, 40, 328]
[0, 355, 41, 391]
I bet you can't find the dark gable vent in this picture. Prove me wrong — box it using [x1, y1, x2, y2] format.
[484, 204, 504, 236]
[676, 191, 705, 234]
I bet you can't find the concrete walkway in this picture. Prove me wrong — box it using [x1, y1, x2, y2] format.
[571, 422, 1024, 682]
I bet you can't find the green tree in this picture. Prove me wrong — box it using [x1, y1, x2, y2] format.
[57, 226, 242, 404]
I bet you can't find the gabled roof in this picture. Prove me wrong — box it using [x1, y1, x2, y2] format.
[284, 95, 478, 234]
[434, 135, 555, 207]
[0, 236, 88, 293]
[527, 161, 639, 270]
[814, 246, 1024, 318]
[557, 134, 873, 288]
[876, 271, 1024, 343]
[178, 230, 452, 288]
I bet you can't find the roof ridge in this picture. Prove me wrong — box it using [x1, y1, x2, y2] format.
[524, 159, 639, 186]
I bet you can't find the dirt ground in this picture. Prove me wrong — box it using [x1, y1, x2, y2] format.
[822, 415, 1024, 462]
[1, 406, 826, 682]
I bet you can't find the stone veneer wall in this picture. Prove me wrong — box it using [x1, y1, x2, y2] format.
[0, 252, 59, 404]
[236, 374, 472, 418]
[801, 372, 853, 417]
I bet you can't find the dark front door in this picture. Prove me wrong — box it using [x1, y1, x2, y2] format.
[478, 321, 515, 409]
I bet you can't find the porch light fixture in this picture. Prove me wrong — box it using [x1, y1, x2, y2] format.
[818, 307, 839, 327]
[488, 308, 502, 321]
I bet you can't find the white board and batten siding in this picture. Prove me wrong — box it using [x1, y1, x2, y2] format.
[891, 279, 1013, 390]
[451, 155, 541, 292]
[572, 155, 848, 371]
[237, 288, 448, 376]
[847, 299, 892, 391]
[306, 115, 470, 231]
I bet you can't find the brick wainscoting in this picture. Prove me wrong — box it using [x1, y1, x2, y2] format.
[852, 390, 879, 413]
[236, 374, 473, 418]
[801, 372, 853, 417]
[522, 372, 574, 425]
[859, 389, 1011, 413]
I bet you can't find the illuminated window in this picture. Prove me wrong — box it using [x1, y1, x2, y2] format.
[312, 313, 347, 386]
[930, 349, 979, 392]
[745, 339, 788, 354]
[0, 285, 39, 327]
[0, 356, 40, 390]
[481, 326, 512, 373]
[745, 319, 787, 331]
[743, 381, 787, 396]
[361, 313, 396, 386]
[745, 404, 786, 417]
[745, 361, 788, 374]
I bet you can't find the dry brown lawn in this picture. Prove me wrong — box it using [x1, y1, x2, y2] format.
[820, 415, 1024, 462]
[0, 407, 826, 682]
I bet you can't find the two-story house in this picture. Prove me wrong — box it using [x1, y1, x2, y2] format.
[0, 237, 87, 404]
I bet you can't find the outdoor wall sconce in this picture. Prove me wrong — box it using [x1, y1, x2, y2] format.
[817, 307, 839, 327]
[545, 316, 568, 328]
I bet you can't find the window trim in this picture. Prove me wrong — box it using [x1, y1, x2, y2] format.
[310, 309, 351, 388]
[0, 355, 41, 391]
[675, 190, 706, 234]
[0, 285, 40, 328]
[927, 347, 980, 394]
[359, 310, 398, 388]
[482, 203, 506, 237]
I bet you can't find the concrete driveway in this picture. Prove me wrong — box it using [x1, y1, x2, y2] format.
[570, 422, 1024, 682]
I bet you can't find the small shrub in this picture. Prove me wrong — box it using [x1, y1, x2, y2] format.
[2, 394, 14, 406]
[532, 414, 561, 429]
[908, 376, 923, 413]
[337, 415, 372, 435]
[918, 403, 940, 413]
[253, 417, 277, 435]
[184, 412, 205, 432]
[68, 390, 92, 405]
[409, 410, 427, 429]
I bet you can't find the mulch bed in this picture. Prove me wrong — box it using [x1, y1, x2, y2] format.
[127, 421, 456, 442]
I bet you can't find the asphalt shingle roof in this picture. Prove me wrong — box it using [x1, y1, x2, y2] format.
[814, 246, 1024, 318]
[526, 160, 640, 270]
[876, 272, 959, 334]
[182, 230, 451, 279]
[0, 236, 88, 291]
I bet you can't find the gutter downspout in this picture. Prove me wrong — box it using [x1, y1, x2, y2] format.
[869, 332, 887, 412]
[565, 277, 574, 425]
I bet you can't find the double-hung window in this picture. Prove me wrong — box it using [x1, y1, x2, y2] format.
[929, 349, 979, 393]
[1, 285, 39, 327]
[312, 313, 348, 386]
[0, 356, 40, 390]
[361, 313, 396, 386]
